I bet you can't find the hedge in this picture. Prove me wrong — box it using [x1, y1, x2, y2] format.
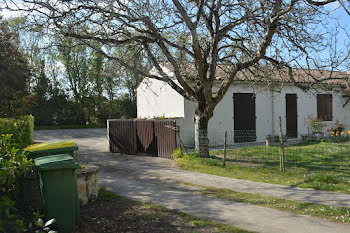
[0, 115, 34, 149]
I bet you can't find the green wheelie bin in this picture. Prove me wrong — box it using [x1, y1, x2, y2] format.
[34, 154, 80, 233]
[25, 141, 78, 160]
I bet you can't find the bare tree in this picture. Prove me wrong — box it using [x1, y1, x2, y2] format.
[4, 0, 346, 156]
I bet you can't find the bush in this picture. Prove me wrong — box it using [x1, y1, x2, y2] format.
[306, 116, 325, 134]
[172, 149, 203, 160]
[0, 134, 33, 232]
[172, 148, 184, 158]
[0, 115, 34, 149]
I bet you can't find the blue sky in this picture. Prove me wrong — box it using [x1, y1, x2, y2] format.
[326, 2, 350, 50]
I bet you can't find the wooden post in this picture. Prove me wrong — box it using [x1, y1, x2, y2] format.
[278, 116, 285, 173]
[223, 131, 227, 167]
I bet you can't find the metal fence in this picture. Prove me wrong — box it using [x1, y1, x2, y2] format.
[209, 139, 350, 175]
[178, 129, 260, 149]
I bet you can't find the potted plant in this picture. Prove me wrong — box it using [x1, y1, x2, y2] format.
[302, 116, 325, 142]
[265, 134, 273, 147]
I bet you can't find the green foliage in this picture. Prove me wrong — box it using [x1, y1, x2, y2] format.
[33, 217, 57, 233]
[0, 134, 33, 232]
[0, 195, 16, 230]
[0, 18, 31, 117]
[172, 148, 184, 158]
[306, 116, 325, 133]
[172, 148, 202, 160]
[0, 116, 34, 149]
[186, 151, 201, 160]
[98, 187, 120, 201]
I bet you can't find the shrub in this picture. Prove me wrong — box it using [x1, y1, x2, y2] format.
[0, 134, 33, 232]
[0, 115, 34, 149]
[172, 148, 184, 158]
[172, 148, 202, 160]
[306, 116, 325, 134]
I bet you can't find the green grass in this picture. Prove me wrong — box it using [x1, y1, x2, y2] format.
[179, 182, 350, 224]
[98, 187, 121, 200]
[34, 124, 106, 130]
[174, 141, 350, 193]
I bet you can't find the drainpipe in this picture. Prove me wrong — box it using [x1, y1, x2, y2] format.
[271, 89, 275, 135]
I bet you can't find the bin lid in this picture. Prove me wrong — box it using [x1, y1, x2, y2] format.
[34, 154, 80, 170]
[25, 141, 77, 152]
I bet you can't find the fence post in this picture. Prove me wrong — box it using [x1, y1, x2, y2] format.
[278, 116, 285, 173]
[223, 131, 227, 167]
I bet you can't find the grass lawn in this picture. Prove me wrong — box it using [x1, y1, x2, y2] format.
[74, 188, 253, 233]
[178, 182, 350, 224]
[35, 124, 106, 130]
[174, 141, 350, 193]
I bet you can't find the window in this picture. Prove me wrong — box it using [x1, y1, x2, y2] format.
[317, 94, 333, 121]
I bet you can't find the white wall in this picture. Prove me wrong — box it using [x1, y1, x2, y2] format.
[182, 83, 350, 144]
[137, 77, 185, 118]
[341, 95, 350, 129]
[272, 86, 349, 136]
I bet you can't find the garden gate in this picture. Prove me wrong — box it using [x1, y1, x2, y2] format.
[107, 119, 176, 159]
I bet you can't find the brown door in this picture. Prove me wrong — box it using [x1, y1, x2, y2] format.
[286, 94, 298, 138]
[108, 120, 137, 154]
[154, 120, 177, 159]
[233, 93, 256, 142]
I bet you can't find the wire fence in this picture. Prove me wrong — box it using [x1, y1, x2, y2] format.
[178, 128, 350, 174]
[207, 138, 350, 177]
[178, 129, 263, 149]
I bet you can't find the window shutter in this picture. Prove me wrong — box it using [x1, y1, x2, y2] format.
[326, 94, 333, 121]
[317, 94, 333, 121]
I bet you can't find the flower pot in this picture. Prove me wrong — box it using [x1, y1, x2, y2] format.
[301, 134, 314, 143]
[273, 135, 287, 142]
[265, 137, 273, 147]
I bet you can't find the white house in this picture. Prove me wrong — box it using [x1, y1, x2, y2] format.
[137, 65, 350, 147]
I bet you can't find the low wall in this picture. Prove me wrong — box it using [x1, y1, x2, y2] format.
[77, 165, 99, 205]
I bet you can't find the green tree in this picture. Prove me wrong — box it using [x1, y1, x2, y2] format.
[88, 44, 105, 122]
[32, 60, 52, 124]
[57, 36, 90, 124]
[0, 17, 31, 117]
[122, 45, 151, 118]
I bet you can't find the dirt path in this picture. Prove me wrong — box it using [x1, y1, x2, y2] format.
[35, 129, 350, 233]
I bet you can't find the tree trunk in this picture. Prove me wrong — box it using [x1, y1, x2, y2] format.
[194, 102, 210, 157]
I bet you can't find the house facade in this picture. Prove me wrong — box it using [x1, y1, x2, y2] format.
[137, 66, 350, 147]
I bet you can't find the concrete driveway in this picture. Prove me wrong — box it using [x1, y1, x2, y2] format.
[34, 128, 350, 233]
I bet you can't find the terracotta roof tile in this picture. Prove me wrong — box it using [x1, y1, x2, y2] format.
[158, 62, 349, 86]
